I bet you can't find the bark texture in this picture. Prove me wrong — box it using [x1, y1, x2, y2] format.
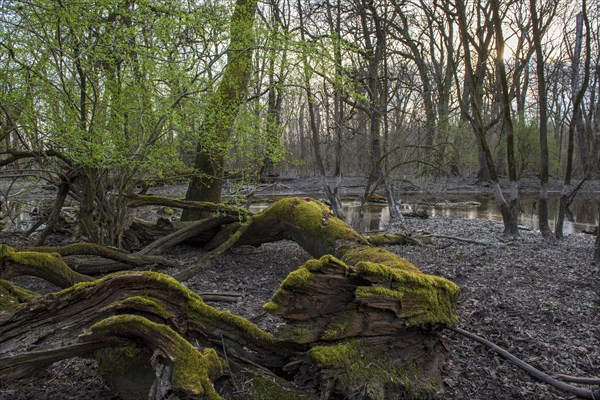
[0, 197, 459, 400]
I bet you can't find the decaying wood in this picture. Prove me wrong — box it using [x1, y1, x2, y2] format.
[0, 271, 283, 396]
[27, 242, 176, 268]
[138, 215, 237, 256]
[0, 197, 460, 400]
[366, 232, 428, 246]
[175, 219, 252, 282]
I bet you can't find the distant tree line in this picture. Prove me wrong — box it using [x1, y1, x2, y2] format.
[0, 0, 598, 242]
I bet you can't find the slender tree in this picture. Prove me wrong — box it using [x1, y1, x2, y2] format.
[530, 0, 554, 240]
[556, 2, 592, 239]
[492, 0, 520, 239]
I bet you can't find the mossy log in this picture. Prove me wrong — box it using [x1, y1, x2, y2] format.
[27, 242, 176, 269]
[0, 197, 458, 400]
[0, 271, 283, 399]
[226, 198, 458, 399]
[126, 193, 248, 218]
[0, 244, 93, 288]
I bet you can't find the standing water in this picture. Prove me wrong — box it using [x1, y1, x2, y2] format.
[343, 195, 598, 234]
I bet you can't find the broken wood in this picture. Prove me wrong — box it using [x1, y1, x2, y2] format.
[126, 193, 248, 218]
[0, 197, 459, 399]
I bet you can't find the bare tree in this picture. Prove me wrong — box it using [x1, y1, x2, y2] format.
[450, 0, 519, 238]
[530, 0, 555, 240]
[556, 2, 592, 239]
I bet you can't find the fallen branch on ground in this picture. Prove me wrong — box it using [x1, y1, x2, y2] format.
[414, 234, 506, 246]
[451, 327, 600, 399]
[27, 243, 176, 268]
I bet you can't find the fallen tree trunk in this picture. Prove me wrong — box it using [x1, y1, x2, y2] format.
[0, 244, 93, 288]
[0, 197, 459, 400]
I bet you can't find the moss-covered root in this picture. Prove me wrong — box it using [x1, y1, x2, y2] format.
[85, 314, 226, 400]
[0, 244, 93, 289]
[0, 279, 38, 312]
[307, 339, 441, 400]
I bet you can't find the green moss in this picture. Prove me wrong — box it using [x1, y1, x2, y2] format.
[106, 295, 173, 320]
[355, 286, 405, 302]
[262, 300, 280, 313]
[253, 197, 368, 257]
[206, 304, 273, 344]
[308, 340, 439, 399]
[321, 310, 356, 340]
[341, 245, 421, 273]
[0, 279, 37, 311]
[90, 315, 225, 399]
[355, 262, 459, 327]
[60, 271, 273, 345]
[245, 375, 318, 400]
[308, 340, 392, 398]
[274, 323, 320, 343]
[304, 254, 350, 273]
[308, 340, 360, 369]
[131, 272, 273, 344]
[367, 193, 387, 203]
[279, 267, 313, 288]
[0, 244, 92, 287]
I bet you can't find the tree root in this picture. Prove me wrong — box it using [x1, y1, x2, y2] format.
[451, 327, 600, 399]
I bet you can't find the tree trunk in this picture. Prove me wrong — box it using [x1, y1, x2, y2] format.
[454, 0, 518, 238]
[530, 0, 554, 240]
[182, 0, 259, 220]
[297, 0, 345, 220]
[556, 4, 591, 239]
[492, 0, 520, 239]
[594, 206, 600, 263]
[1, 197, 458, 400]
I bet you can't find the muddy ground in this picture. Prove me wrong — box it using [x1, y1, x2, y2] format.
[0, 176, 599, 399]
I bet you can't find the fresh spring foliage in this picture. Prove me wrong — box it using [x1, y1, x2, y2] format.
[0, 0, 279, 179]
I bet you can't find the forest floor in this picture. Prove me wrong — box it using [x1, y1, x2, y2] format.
[1, 176, 599, 400]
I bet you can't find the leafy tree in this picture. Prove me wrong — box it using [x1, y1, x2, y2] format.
[0, 0, 227, 244]
[182, 0, 259, 220]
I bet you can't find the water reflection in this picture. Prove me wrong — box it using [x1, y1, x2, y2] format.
[0, 201, 39, 232]
[2, 195, 597, 235]
[344, 195, 599, 234]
